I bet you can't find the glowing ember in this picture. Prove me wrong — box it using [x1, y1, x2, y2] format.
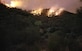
[30, 8, 43, 15]
[4, 0, 22, 8]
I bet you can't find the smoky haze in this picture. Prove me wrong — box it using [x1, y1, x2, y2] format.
[2, 0, 82, 13]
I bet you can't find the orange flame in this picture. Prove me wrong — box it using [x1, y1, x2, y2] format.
[47, 7, 64, 17]
[55, 8, 64, 16]
[30, 8, 43, 15]
[47, 7, 58, 17]
[3, 0, 64, 17]
[4, 0, 22, 8]
[30, 7, 64, 17]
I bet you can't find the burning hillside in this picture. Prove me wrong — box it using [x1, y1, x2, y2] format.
[1, 0, 22, 8]
[0, 1, 82, 51]
[1, 0, 81, 13]
[3, 1, 64, 17]
[1, 0, 75, 17]
[30, 7, 64, 17]
[1, 0, 80, 17]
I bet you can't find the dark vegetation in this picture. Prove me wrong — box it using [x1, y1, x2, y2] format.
[0, 3, 82, 51]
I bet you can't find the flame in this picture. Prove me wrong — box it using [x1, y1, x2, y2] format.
[5, 3, 10, 7]
[4, 0, 22, 8]
[47, 7, 58, 17]
[3, 0, 64, 17]
[30, 8, 43, 15]
[47, 7, 64, 17]
[30, 7, 64, 17]
[55, 8, 64, 16]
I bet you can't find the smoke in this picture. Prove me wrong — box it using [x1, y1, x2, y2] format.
[2, 0, 82, 13]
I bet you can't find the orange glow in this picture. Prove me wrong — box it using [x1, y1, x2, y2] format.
[4, 0, 22, 8]
[47, 7, 64, 17]
[30, 8, 43, 15]
[5, 3, 10, 7]
[55, 8, 64, 16]
[3, 0, 64, 17]
[47, 7, 58, 17]
[30, 7, 64, 17]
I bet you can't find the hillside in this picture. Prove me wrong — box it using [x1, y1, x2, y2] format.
[0, 3, 82, 51]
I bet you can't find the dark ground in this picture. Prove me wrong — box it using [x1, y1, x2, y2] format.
[0, 3, 82, 51]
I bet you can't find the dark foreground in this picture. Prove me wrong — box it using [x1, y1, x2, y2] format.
[0, 3, 82, 51]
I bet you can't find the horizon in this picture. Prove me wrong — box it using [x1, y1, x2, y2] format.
[1, 0, 82, 13]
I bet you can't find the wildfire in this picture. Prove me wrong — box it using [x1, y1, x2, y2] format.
[4, 0, 22, 8]
[55, 8, 64, 16]
[3, 0, 64, 17]
[30, 6, 64, 17]
[30, 8, 43, 15]
[30, 7, 64, 17]
[47, 7, 64, 17]
[47, 7, 58, 17]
